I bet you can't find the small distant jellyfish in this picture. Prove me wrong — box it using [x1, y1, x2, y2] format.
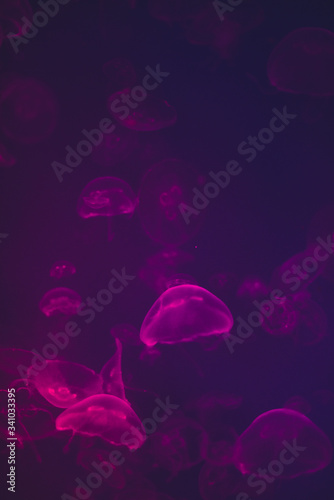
[27, 360, 103, 408]
[56, 394, 145, 450]
[108, 90, 177, 132]
[0, 141, 16, 168]
[261, 295, 299, 337]
[237, 277, 268, 300]
[49, 261, 76, 280]
[140, 284, 234, 346]
[138, 159, 205, 246]
[0, 76, 58, 144]
[233, 409, 333, 478]
[39, 287, 82, 317]
[77, 177, 137, 241]
[267, 28, 334, 96]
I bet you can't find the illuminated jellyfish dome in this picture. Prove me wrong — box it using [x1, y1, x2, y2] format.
[140, 284, 234, 346]
[233, 408, 333, 478]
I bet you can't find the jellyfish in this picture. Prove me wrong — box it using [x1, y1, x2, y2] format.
[233, 409, 333, 478]
[108, 90, 177, 132]
[49, 261, 76, 280]
[267, 28, 334, 96]
[0, 76, 58, 144]
[261, 295, 299, 337]
[77, 177, 137, 241]
[27, 360, 103, 408]
[0, 141, 16, 168]
[100, 339, 127, 400]
[55, 394, 145, 450]
[140, 284, 233, 346]
[138, 159, 205, 246]
[148, 415, 209, 478]
[91, 127, 137, 167]
[293, 298, 328, 346]
[237, 276, 269, 300]
[102, 58, 137, 93]
[39, 287, 82, 317]
[283, 396, 311, 415]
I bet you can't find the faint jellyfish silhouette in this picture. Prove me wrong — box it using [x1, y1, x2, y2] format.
[261, 295, 299, 337]
[92, 127, 137, 167]
[233, 409, 333, 478]
[267, 28, 334, 96]
[77, 176, 137, 241]
[103, 58, 137, 93]
[148, 415, 209, 478]
[56, 394, 145, 450]
[0, 76, 58, 144]
[27, 360, 103, 408]
[293, 298, 328, 345]
[140, 284, 234, 346]
[138, 159, 205, 247]
[110, 323, 141, 346]
[100, 339, 127, 400]
[49, 261, 76, 280]
[0, 141, 16, 168]
[39, 287, 82, 317]
[108, 90, 177, 132]
[283, 396, 311, 415]
[237, 276, 269, 300]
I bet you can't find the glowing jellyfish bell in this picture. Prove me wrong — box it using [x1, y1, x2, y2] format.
[140, 284, 234, 346]
[49, 260, 76, 279]
[77, 176, 137, 241]
[56, 394, 145, 450]
[27, 360, 103, 408]
[39, 287, 82, 317]
[267, 28, 334, 96]
[233, 409, 333, 478]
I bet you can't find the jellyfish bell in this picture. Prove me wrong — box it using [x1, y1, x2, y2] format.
[55, 394, 145, 450]
[140, 284, 233, 346]
[39, 287, 82, 317]
[49, 261, 76, 280]
[233, 408, 333, 478]
[267, 28, 334, 96]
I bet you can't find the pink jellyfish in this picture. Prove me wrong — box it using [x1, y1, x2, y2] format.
[267, 28, 334, 96]
[77, 176, 137, 241]
[39, 287, 82, 317]
[138, 159, 205, 246]
[27, 360, 103, 408]
[0, 76, 58, 144]
[0, 141, 16, 168]
[140, 284, 233, 346]
[108, 90, 177, 132]
[233, 409, 333, 478]
[237, 276, 269, 300]
[56, 394, 145, 450]
[100, 339, 127, 400]
[49, 261, 76, 279]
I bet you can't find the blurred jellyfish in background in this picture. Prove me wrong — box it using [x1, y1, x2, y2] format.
[56, 394, 146, 450]
[261, 295, 299, 337]
[27, 360, 103, 408]
[77, 176, 137, 241]
[267, 28, 334, 96]
[100, 339, 127, 400]
[233, 409, 333, 478]
[91, 126, 138, 167]
[0, 141, 16, 168]
[108, 90, 177, 132]
[140, 284, 234, 346]
[39, 287, 82, 317]
[138, 159, 205, 247]
[49, 261, 76, 280]
[103, 57, 137, 93]
[283, 396, 311, 415]
[293, 297, 328, 346]
[0, 76, 58, 144]
[237, 276, 269, 300]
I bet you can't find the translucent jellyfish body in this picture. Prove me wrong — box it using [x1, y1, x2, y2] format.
[138, 159, 205, 246]
[233, 409, 333, 478]
[39, 287, 82, 317]
[267, 28, 334, 96]
[108, 90, 177, 132]
[0, 76, 58, 144]
[28, 360, 103, 408]
[140, 284, 233, 346]
[56, 394, 145, 450]
[49, 261, 76, 280]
